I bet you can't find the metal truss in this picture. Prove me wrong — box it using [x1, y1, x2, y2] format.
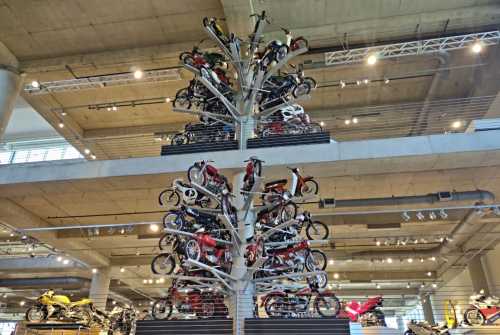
[325, 30, 500, 66]
[24, 68, 181, 94]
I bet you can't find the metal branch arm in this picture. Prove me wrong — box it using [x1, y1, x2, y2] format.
[203, 25, 233, 60]
[261, 219, 299, 241]
[262, 47, 309, 83]
[185, 259, 236, 291]
[217, 213, 242, 246]
[252, 270, 327, 283]
[241, 176, 264, 214]
[190, 182, 221, 204]
[197, 77, 240, 120]
[163, 228, 232, 245]
[172, 107, 235, 127]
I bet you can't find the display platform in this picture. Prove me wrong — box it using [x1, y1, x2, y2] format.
[135, 319, 232, 335]
[247, 131, 330, 149]
[17, 323, 97, 335]
[244, 317, 350, 335]
[161, 140, 239, 156]
[25, 323, 89, 330]
[349, 324, 401, 335]
[449, 325, 500, 334]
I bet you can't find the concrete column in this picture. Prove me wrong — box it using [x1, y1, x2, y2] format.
[468, 254, 490, 295]
[0, 42, 22, 140]
[420, 294, 435, 324]
[89, 267, 111, 310]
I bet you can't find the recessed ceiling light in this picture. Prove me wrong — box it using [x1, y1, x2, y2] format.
[320, 121, 325, 127]
[149, 224, 159, 232]
[133, 70, 144, 79]
[367, 54, 378, 65]
[344, 119, 351, 125]
[352, 117, 358, 124]
[31, 80, 40, 88]
[58, 122, 64, 128]
[92, 268, 98, 274]
[451, 120, 462, 129]
[84, 149, 91, 155]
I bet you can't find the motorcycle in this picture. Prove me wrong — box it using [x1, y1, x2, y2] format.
[184, 229, 232, 274]
[463, 293, 500, 325]
[405, 320, 450, 335]
[180, 46, 225, 70]
[340, 296, 386, 327]
[242, 156, 264, 192]
[25, 289, 93, 325]
[187, 160, 231, 194]
[162, 206, 229, 240]
[152, 282, 227, 319]
[262, 211, 329, 241]
[108, 306, 136, 335]
[261, 285, 340, 318]
[158, 178, 214, 208]
[202, 17, 230, 47]
[281, 27, 309, 51]
[288, 167, 319, 197]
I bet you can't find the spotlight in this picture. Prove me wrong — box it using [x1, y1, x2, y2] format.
[63, 259, 69, 265]
[107, 107, 112, 111]
[356, 80, 361, 86]
[401, 212, 411, 222]
[133, 69, 144, 79]
[427, 271, 432, 277]
[429, 212, 437, 220]
[344, 119, 351, 125]
[31, 80, 40, 88]
[149, 301, 154, 305]
[420, 258, 424, 263]
[112, 300, 117, 305]
[406, 283, 411, 289]
[384, 78, 390, 84]
[439, 209, 448, 219]
[90, 155, 97, 160]
[84, 148, 91, 155]
[165, 97, 172, 103]
[420, 283, 425, 288]
[56, 256, 63, 262]
[92, 268, 98, 274]
[451, 120, 462, 129]
[367, 54, 378, 65]
[432, 283, 437, 288]
[61, 111, 67, 116]
[320, 121, 325, 127]
[333, 273, 339, 279]
[376, 283, 381, 289]
[120, 228, 125, 234]
[375, 239, 381, 246]
[112, 105, 118, 111]
[363, 79, 369, 84]
[58, 122, 65, 128]
[149, 224, 159, 232]
[158, 277, 165, 284]
[340, 80, 346, 88]
[352, 117, 358, 124]
[120, 267, 125, 273]
[143, 279, 147, 284]
[329, 259, 334, 265]
[148, 279, 153, 284]
[387, 257, 393, 264]
[430, 256, 437, 262]
[471, 41, 483, 54]
[480, 289, 485, 294]
[407, 258, 413, 263]
[416, 212, 425, 221]
[20, 301, 25, 306]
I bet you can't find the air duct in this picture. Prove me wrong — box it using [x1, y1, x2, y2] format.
[0, 277, 89, 290]
[319, 190, 494, 208]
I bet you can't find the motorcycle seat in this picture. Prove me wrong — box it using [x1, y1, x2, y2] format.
[264, 179, 287, 188]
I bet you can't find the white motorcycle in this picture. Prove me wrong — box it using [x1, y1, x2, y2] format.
[158, 179, 215, 208]
[405, 320, 449, 335]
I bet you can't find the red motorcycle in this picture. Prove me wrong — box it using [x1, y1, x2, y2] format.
[187, 160, 231, 192]
[152, 282, 227, 319]
[339, 296, 386, 327]
[243, 156, 264, 192]
[184, 230, 232, 274]
[288, 167, 319, 197]
[257, 240, 326, 280]
[464, 294, 500, 325]
[261, 285, 340, 318]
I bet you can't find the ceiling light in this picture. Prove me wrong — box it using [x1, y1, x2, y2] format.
[148, 279, 153, 284]
[333, 273, 339, 279]
[363, 79, 369, 84]
[56, 256, 63, 262]
[120, 228, 125, 234]
[63, 259, 69, 265]
[352, 117, 358, 124]
[420, 258, 424, 263]
[107, 107, 112, 111]
[406, 283, 411, 289]
[420, 283, 425, 288]
[432, 283, 437, 288]
[376, 283, 381, 289]
[416, 212, 425, 221]
[19, 301, 25, 306]
[92, 268, 98, 274]
[149, 301, 154, 305]
[356, 80, 361, 86]
[339, 80, 346, 88]
[320, 121, 325, 127]
[384, 78, 390, 84]
[143, 279, 147, 284]
[329, 259, 334, 265]
[120, 267, 125, 273]
[367, 54, 378, 65]
[430, 256, 437, 262]
[429, 212, 437, 220]
[112, 105, 118, 111]
[112, 300, 116, 305]
[90, 155, 97, 160]
[84, 148, 91, 155]
[158, 277, 165, 284]
[401, 212, 410, 222]
[61, 111, 67, 116]
[165, 97, 172, 103]
[31, 80, 40, 88]
[149, 224, 159, 233]
[375, 239, 381, 246]
[471, 41, 483, 54]
[427, 271, 432, 277]
[407, 258, 413, 263]
[58, 122, 64, 128]
[133, 70, 144, 79]
[344, 119, 351, 125]
[451, 120, 462, 129]
[387, 257, 393, 264]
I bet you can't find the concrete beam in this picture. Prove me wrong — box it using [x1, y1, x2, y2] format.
[220, 0, 255, 39]
[83, 122, 186, 139]
[1, 130, 500, 185]
[0, 257, 79, 273]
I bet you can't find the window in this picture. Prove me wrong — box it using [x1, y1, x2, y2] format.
[26, 148, 47, 162]
[0, 143, 83, 165]
[0, 152, 12, 165]
[11, 150, 30, 163]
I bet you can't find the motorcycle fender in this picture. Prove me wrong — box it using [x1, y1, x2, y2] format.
[260, 292, 286, 307]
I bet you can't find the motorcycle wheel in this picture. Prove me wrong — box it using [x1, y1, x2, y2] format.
[307, 273, 328, 289]
[292, 82, 311, 98]
[151, 253, 176, 275]
[306, 221, 329, 240]
[280, 202, 297, 222]
[158, 233, 175, 250]
[275, 45, 289, 63]
[187, 165, 206, 186]
[291, 37, 308, 51]
[25, 306, 47, 322]
[162, 212, 183, 230]
[76, 309, 92, 326]
[262, 128, 273, 137]
[308, 122, 323, 134]
[184, 239, 201, 261]
[315, 295, 340, 317]
[464, 308, 485, 325]
[263, 294, 283, 317]
[152, 299, 173, 320]
[306, 249, 327, 271]
[181, 54, 195, 67]
[303, 76, 317, 89]
[171, 133, 189, 146]
[300, 179, 319, 196]
[173, 88, 192, 109]
[403, 331, 415, 335]
[158, 189, 180, 207]
[198, 293, 215, 318]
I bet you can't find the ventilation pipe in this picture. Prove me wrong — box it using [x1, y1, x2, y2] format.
[319, 190, 494, 208]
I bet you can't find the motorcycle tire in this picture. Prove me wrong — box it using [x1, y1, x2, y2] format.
[300, 179, 319, 196]
[181, 54, 195, 67]
[162, 212, 183, 230]
[184, 239, 201, 261]
[151, 253, 176, 275]
[158, 189, 180, 207]
[173, 88, 192, 109]
[263, 293, 283, 318]
[25, 306, 47, 322]
[152, 299, 173, 320]
[315, 294, 340, 317]
[292, 82, 311, 98]
[275, 45, 289, 63]
[76, 309, 93, 326]
[303, 76, 317, 89]
[158, 233, 175, 250]
[280, 202, 297, 222]
[179, 51, 192, 61]
[171, 133, 189, 146]
[187, 165, 207, 186]
[306, 249, 327, 271]
[307, 272, 328, 289]
[306, 221, 329, 240]
[291, 37, 309, 51]
[464, 308, 485, 325]
[308, 122, 323, 134]
[403, 331, 415, 335]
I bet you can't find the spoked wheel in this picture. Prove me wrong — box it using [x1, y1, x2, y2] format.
[162, 212, 183, 230]
[151, 253, 176, 275]
[158, 233, 175, 250]
[181, 54, 195, 67]
[152, 299, 173, 320]
[173, 88, 191, 109]
[315, 295, 340, 317]
[300, 179, 319, 196]
[76, 309, 92, 326]
[303, 76, 317, 89]
[307, 122, 323, 134]
[184, 239, 201, 261]
[187, 165, 206, 186]
[291, 37, 309, 51]
[264, 294, 284, 317]
[158, 189, 180, 207]
[292, 82, 311, 98]
[464, 308, 485, 325]
[306, 221, 329, 240]
[280, 202, 297, 222]
[306, 249, 327, 271]
[307, 272, 328, 289]
[171, 133, 189, 146]
[25, 306, 47, 322]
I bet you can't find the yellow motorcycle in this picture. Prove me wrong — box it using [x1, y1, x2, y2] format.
[25, 289, 93, 325]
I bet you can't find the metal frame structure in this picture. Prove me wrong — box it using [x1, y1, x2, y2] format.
[325, 30, 500, 66]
